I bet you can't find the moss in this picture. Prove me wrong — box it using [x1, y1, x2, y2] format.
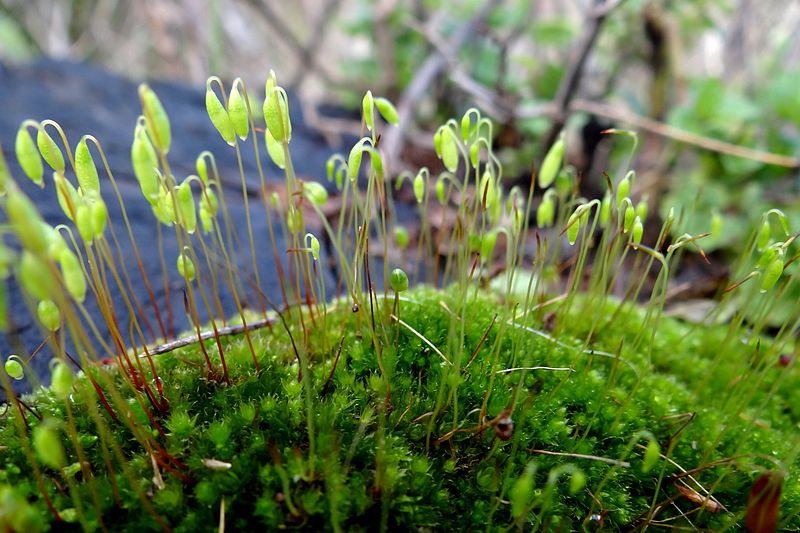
[1, 285, 797, 531]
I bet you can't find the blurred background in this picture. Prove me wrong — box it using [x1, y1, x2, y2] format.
[1, 0, 799, 340]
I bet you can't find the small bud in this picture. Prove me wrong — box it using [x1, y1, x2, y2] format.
[470, 143, 480, 167]
[90, 199, 108, 238]
[306, 233, 320, 261]
[59, 249, 87, 303]
[205, 83, 235, 145]
[460, 112, 472, 142]
[710, 211, 723, 237]
[413, 172, 425, 204]
[196, 154, 209, 184]
[569, 470, 586, 495]
[131, 122, 160, 203]
[177, 251, 196, 281]
[394, 226, 410, 250]
[265, 129, 286, 169]
[642, 440, 660, 473]
[390, 268, 409, 293]
[374, 97, 399, 125]
[436, 178, 446, 204]
[760, 257, 784, 293]
[263, 87, 292, 144]
[616, 172, 632, 206]
[227, 83, 249, 140]
[286, 207, 301, 234]
[4, 355, 24, 381]
[75, 204, 94, 243]
[37, 299, 60, 332]
[15, 126, 44, 186]
[567, 214, 580, 245]
[599, 192, 611, 226]
[53, 173, 80, 221]
[362, 90, 374, 131]
[139, 84, 172, 153]
[347, 143, 364, 182]
[33, 419, 66, 469]
[199, 206, 212, 234]
[74, 138, 101, 195]
[636, 198, 648, 223]
[439, 128, 459, 173]
[632, 216, 643, 245]
[480, 171, 497, 211]
[756, 220, 771, 251]
[433, 128, 443, 157]
[51, 360, 73, 397]
[538, 134, 564, 189]
[36, 127, 65, 174]
[304, 181, 328, 205]
[33, 419, 67, 469]
[480, 230, 498, 261]
[537, 194, 555, 228]
[623, 204, 635, 233]
[176, 180, 197, 234]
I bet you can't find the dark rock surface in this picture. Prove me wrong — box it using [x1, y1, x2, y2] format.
[0, 59, 348, 393]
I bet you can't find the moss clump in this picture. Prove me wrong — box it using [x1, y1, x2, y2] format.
[1, 286, 797, 531]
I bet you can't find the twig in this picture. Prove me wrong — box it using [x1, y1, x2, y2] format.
[381, 0, 504, 173]
[542, 0, 625, 149]
[141, 316, 275, 358]
[526, 448, 631, 467]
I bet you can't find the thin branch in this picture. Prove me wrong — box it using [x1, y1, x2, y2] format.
[141, 317, 275, 358]
[526, 448, 631, 467]
[381, 0, 504, 173]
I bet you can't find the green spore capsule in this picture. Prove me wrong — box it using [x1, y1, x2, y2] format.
[19, 251, 58, 302]
[36, 127, 65, 174]
[362, 90, 374, 131]
[757, 220, 771, 251]
[263, 87, 291, 144]
[567, 214, 580, 245]
[390, 268, 409, 293]
[4, 355, 24, 381]
[74, 138, 100, 194]
[394, 226, 410, 250]
[177, 252, 196, 281]
[205, 83, 235, 146]
[176, 180, 197, 234]
[37, 299, 60, 332]
[60, 249, 87, 303]
[623, 204, 635, 233]
[642, 440, 660, 473]
[635, 197, 648, 222]
[138, 84, 172, 153]
[227, 83, 249, 140]
[75, 204, 94, 243]
[413, 172, 425, 204]
[538, 134, 564, 189]
[632, 216, 644, 245]
[599, 192, 611, 226]
[6, 189, 49, 256]
[33, 419, 66, 469]
[196, 154, 209, 184]
[200, 187, 218, 217]
[569, 470, 586, 495]
[90, 199, 108, 238]
[347, 143, 364, 182]
[439, 128, 459, 173]
[54, 171, 80, 221]
[306, 233, 320, 261]
[436, 178, 446, 204]
[304, 181, 328, 205]
[265, 128, 286, 169]
[760, 257, 784, 293]
[480, 229, 498, 261]
[15, 126, 44, 186]
[51, 360, 73, 397]
[374, 97, 399, 125]
[536, 191, 556, 228]
[131, 123, 160, 203]
[616, 172, 632, 205]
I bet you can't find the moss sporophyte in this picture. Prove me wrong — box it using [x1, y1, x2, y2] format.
[0, 71, 798, 532]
